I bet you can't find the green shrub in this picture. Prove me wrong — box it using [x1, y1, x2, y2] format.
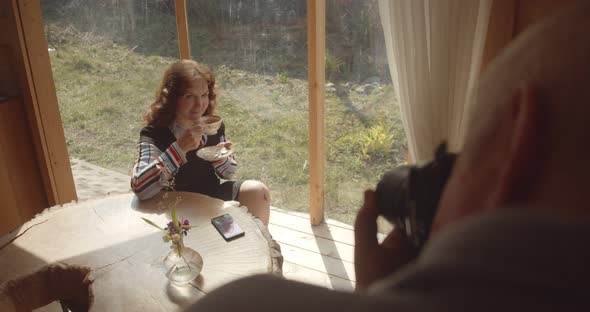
[276, 71, 289, 84]
[331, 122, 395, 162]
[359, 124, 394, 159]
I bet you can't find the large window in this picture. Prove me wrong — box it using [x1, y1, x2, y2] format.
[41, 0, 406, 226]
[324, 0, 406, 226]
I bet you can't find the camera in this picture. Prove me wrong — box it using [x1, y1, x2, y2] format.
[375, 143, 457, 249]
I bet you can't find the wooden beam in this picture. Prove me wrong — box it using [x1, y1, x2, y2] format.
[13, 0, 77, 205]
[307, 0, 326, 225]
[174, 0, 191, 59]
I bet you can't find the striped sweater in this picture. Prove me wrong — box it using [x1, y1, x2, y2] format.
[130, 122, 237, 200]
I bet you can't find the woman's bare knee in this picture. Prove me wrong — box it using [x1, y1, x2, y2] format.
[239, 180, 270, 225]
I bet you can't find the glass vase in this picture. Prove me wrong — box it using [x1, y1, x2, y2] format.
[163, 246, 203, 286]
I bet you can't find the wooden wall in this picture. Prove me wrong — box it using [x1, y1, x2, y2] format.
[0, 97, 48, 234]
[0, 1, 48, 234]
[0, 0, 78, 236]
[0, 1, 21, 98]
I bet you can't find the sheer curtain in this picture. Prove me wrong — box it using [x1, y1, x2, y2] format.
[378, 0, 492, 162]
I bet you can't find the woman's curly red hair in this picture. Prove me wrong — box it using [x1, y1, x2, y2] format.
[144, 60, 217, 127]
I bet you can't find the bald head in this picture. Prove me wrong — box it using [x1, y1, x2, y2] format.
[432, 1, 590, 233]
[466, 1, 590, 164]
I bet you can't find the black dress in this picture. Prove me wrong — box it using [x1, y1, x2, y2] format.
[138, 123, 242, 200]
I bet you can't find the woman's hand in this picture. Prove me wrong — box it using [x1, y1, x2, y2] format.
[354, 190, 418, 291]
[177, 124, 203, 153]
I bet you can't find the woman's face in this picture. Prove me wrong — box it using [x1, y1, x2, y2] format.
[176, 78, 210, 123]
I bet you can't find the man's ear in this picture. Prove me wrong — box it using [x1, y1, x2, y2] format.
[493, 83, 541, 206]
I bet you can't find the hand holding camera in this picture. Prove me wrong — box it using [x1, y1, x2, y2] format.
[374, 143, 457, 249]
[354, 190, 418, 290]
[354, 143, 456, 290]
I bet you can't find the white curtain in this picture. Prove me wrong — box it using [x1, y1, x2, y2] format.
[378, 0, 492, 162]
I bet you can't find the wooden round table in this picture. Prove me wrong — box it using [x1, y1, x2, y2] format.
[0, 192, 282, 311]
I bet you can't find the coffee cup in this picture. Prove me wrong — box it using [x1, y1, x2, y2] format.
[200, 115, 222, 135]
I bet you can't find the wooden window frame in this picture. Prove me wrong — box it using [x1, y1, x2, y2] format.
[12, 0, 77, 206]
[20, 0, 563, 223]
[20, 0, 529, 223]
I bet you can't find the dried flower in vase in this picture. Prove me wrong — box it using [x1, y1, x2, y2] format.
[142, 177, 194, 257]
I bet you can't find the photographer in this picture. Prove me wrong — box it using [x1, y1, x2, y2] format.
[189, 2, 590, 311]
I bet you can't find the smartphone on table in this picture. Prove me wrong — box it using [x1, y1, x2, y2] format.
[211, 213, 245, 241]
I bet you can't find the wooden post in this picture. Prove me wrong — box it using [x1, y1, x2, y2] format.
[13, 0, 77, 205]
[307, 0, 326, 225]
[174, 0, 191, 59]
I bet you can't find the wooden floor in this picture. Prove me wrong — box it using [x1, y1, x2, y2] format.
[269, 207, 357, 292]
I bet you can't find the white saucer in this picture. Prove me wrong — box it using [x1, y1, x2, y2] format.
[196, 146, 233, 162]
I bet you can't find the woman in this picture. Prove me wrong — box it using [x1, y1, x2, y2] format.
[131, 60, 270, 225]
